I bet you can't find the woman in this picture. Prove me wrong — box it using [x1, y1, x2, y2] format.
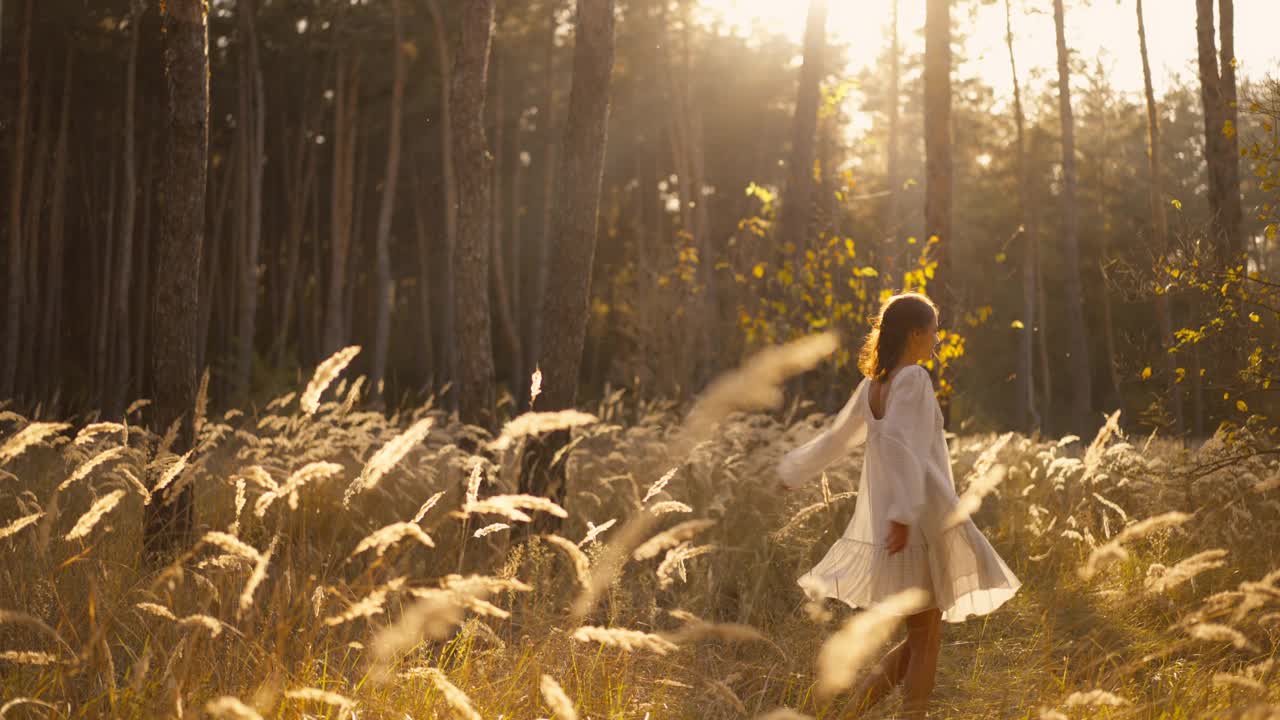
[777, 292, 1022, 717]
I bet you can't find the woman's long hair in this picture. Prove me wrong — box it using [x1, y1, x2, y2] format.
[857, 292, 938, 381]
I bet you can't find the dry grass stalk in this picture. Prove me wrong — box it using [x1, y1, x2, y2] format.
[943, 464, 1008, 530]
[0, 512, 44, 542]
[1186, 622, 1258, 651]
[254, 461, 343, 516]
[1079, 511, 1191, 581]
[0, 422, 70, 465]
[1212, 673, 1267, 691]
[194, 368, 210, 436]
[773, 493, 856, 541]
[656, 542, 716, 589]
[752, 709, 813, 720]
[579, 518, 616, 547]
[238, 536, 278, 616]
[73, 422, 125, 446]
[369, 598, 466, 680]
[674, 332, 838, 456]
[487, 409, 599, 452]
[632, 518, 716, 561]
[150, 450, 193, 504]
[204, 697, 265, 720]
[815, 587, 930, 700]
[344, 417, 434, 506]
[416, 667, 482, 720]
[540, 674, 578, 720]
[351, 522, 435, 558]
[529, 366, 543, 408]
[472, 522, 509, 538]
[118, 467, 151, 505]
[463, 494, 568, 523]
[571, 511, 659, 621]
[0, 610, 61, 643]
[202, 531, 263, 562]
[229, 478, 247, 535]
[543, 534, 591, 588]
[323, 577, 406, 626]
[647, 500, 692, 516]
[465, 458, 484, 506]
[642, 467, 678, 504]
[56, 446, 128, 493]
[235, 465, 277, 492]
[284, 687, 356, 712]
[136, 602, 177, 620]
[1145, 549, 1229, 593]
[65, 489, 126, 541]
[0, 651, 62, 665]
[301, 346, 361, 416]
[412, 490, 446, 523]
[1063, 689, 1130, 706]
[571, 626, 678, 655]
[707, 678, 748, 715]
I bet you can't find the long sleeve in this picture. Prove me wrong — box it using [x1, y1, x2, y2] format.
[777, 378, 869, 485]
[878, 365, 935, 526]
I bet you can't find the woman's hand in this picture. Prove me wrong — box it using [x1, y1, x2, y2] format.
[886, 521, 909, 554]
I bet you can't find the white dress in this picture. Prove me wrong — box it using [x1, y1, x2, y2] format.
[777, 364, 1021, 623]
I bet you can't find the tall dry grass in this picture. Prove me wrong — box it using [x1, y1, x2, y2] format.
[1, 339, 1278, 718]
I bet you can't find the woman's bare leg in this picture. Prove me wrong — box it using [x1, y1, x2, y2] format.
[900, 607, 943, 718]
[848, 636, 912, 714]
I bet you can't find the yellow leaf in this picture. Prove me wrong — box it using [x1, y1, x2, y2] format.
[995, 252, 1007, 263]
[1171, 199, 1183, 211]
[1141, 366, 1152, 380]
[1250, 312, 1260, 323]
[1237, 400, 1249, 412]
[1010, 320, 1024, 329]
[752, 263, 766, 279]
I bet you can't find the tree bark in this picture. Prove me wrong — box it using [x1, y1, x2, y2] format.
[451, 0, 499, 430]
[488, 48, 524, 395]
[882, 0, 901, 284]
[2, 0, 33, 400]
[1136, 0, 1183, 437]
[110, 3, 142, 415]
[924, 0, 953, 426]
[1005, 0, 1038, 434]
[373, 0, 408, 401]
[781, 0, 826, 254]
[1052, 0, 1093, 435]
[144, 0, 208, 561]
[427, 0, 459, 402]
[41, 48, 74, 404]
[1217, 0, 1242, 260]
[1195, 0, 1242, 262]
[519, 0, 616, 523]
[528, 1, 560, 403]
[235, 0, 266, 398]
[324, 52, 360, 356]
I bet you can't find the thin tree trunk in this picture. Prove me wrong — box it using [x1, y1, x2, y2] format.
[21, 66, 53, 403]
[41, 48, 74, 403]
[1005, 0, 1038, 433]
[529, 2, 560, 395]
[2, 0, 33, 400]
[882, 0, 901, 285]
[410, 157, 436, 385]
[136, 135, 154, 397]
[1053, 0, 1093, 435]
[324, 52, 360, 356]
[110, 4, 142, 415]
[144, 0, 208, 560]
[1217, 0, 1242, 259]
[924, 0, 953, 427]
[1136, 0, 1183, 437]
[372, 0, 407, 401]
[96, 155, 119, 406]
[1195, 0, 1233, 262]
[781, 0, 826, 254]
[520, 0, 616, 525]
[451, 0, 499, 430]
[427, 0, 459, 401]
[488, 47, 524, 395]
[235, 0, 266, 397]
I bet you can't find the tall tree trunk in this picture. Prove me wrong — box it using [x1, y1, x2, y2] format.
[451, 0, 499, 430]
[1005, 0, 1038, 433]
[426, 0, 458, 402]
[111, 4, 142, 415]
[1052, 0, 1093, 435]
[528, 1, 560, 402]
[41, 48, 74, 404]
[21, 66, 52, 404]
[324, 52, 360, 356]
[882, 0, 901, 286]
[2, 0, 33, 400]
[924, 0, 953, 426]
[235, 0, 266, 398]
[144, 0, 208, 560]
[1195, 0, 1241, 263]
[782, 0, 826, 257]
[410, 157, 436, 386]
[1217, 0, 1242, 259]
[372, 0, 407, 401]
[1136, 0, 1183, 437]
[488, 48, 524, 396]
[519, 0, 616, 522]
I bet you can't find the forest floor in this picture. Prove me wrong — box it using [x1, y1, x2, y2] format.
[1, 362, 1278, 719]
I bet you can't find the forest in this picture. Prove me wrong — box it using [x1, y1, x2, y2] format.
[2, 0, 1280, 717]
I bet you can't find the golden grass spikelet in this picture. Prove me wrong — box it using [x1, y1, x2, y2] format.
[1037, 710, 1069, 720]
[752, 709, 813, 720]
[204, 697, 265, 720]
[943, 464, 1008, 530]
[412, 490, 446, 523]
[543, 534, 591, 587]
[772, 493, 856, 541]
[238, 536, 277, 616]
[487, 409, 599, 452]
[178, 614, 223, 637]
[202, 531, 263, 561]
[1213, 673, 1267, 692]
[647, 500, 692, 515]
[675, 332, 838, 455]
[0, 651, 62, 665]
[465, 458, 484, 506]
[529, 366, 543, 408]
[301, 346, 361, 416]
[441, 573, 533, 596]
[57, 446, 128, 493]
[570, 625, 678, 655]
[344, 417, 434, 506]
[1079, 511, 1191, 581]
[65, 489, 126, 541]
[579, 518, 616, 546]
[632, 518, 716, 561]
[323, 577, 406, 626]
[254, 461, 343, 516]
[149, 449, 193, 504]
[284, 687, 356, 711]
[118, 467, 151, 505]
[707, 678, 748, 715]
[463, 494, 568, 523]
[656, 542, 717, 589]
[135, 602, 177, 620]
[1063, 689, 1130, 706]
[572, 511, 659, 621]
[539, 674, 578, 720]
[73, 422, 126, 446]
[642, 467, 678, 504]
[235, 465, 277, 492]
[351, 522, 435, 557]
[816, 587, 930, 700]
[472, 522, 509, 538]
[416, 667, 482, 720]
[1145, 549, 1229, 593]
[194, 368, 210, 436]
[0, 512, 43, 542]
[0, 422, 70, 465]
[1187, 622, 1258, 651]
